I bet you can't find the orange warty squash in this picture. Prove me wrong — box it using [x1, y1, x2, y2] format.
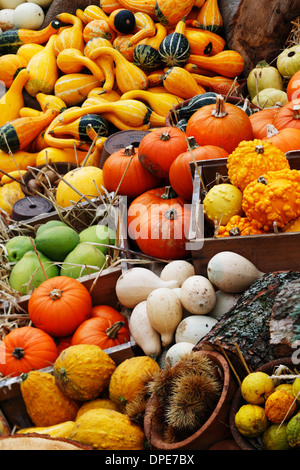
[28, 276, 93, 337]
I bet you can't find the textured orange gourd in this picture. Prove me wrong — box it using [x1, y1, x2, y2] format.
[186, 96, 254, 154]
[227, 139, 290, 191]
[83, 19, 115, 42]
[187, 50, 244, 78]
[108, 356, 160, 410]
[242, 168, 300, 230]
[216, 215, 267, 237]
[100, 0, 123, 14]
[265, 390, 298, 424]
[113, 34, 136, 61]
[0, 54, 27, 88]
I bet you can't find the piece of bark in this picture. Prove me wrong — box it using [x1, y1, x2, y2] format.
[219, 0, 300, 77]
[194, 271, 300, 377]
[269, 278, 300, 357]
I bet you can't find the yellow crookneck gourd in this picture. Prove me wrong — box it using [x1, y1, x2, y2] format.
[137, 22, 167, 50]
[88, 46, 148, 94]
[129, 12, 156, 46]
[54, 13, 85, 56]
[120, 89, 183, 117]
[54, 73, 104, 107]
[0, 69, 30, 127]
[56, 48, 105, 83]
[25, 35, 59, 97]
[76, 5, 109, 23]
[196, 0, 223, 33]
[84, 38, 115, 92]
[36, 93, 67, 114]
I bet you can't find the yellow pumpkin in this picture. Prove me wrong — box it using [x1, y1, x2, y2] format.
[70, 408, 146, 450]
[17, 421, 76, 439]
[20, 371, 79, 427]
[108, 356, 160, 410]
[203, 183, 243, 226]
[76, 398, 119, 421]
[55, 166, 105, 208]
[0, 181, 24, 217]
[53, 344, 116, 401]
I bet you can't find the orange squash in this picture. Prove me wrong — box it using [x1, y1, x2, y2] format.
[0, 54, 27, 88]
[54, 73, 103, 107]
[163, 66, 205, 99]
[0, 68, 30, 126]
[196, 0, 223, 33]
[56, 48, 105, 82]
[187, 50, 245, 78]
[155, 0, 194, 26]
[54, 13, 85, 56]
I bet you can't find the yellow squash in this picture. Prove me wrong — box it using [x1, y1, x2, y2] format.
[0, 69, 30, 126]
[56, 48, 105, 83]
[54, 13, 85, 55]
[120, 89, 183, 116]
[25, 35, 59, 97]
[54, 73, 103, 107]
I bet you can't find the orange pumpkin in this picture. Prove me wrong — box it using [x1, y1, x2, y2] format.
[249, 107, 279, 140]
[28, 276, 93, 337]
[263, 126, 300, 153]
[138, 126, 187, 178]
[186, 95, 254, 154]
[0, 327, 58, 378]
[169, 136, 228, 200]
[272, 98, 300, 131]
[102, 144, 160, 198]
[71, 316, 130, 349]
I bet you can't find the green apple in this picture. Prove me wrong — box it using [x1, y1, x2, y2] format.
[6, 236, 35, 262]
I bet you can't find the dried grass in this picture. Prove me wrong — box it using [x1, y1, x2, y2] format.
[285, 17, 300, 48]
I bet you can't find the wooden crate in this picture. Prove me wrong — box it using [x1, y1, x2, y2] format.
[188, 152, 300, 276]
[0, 266, 140, 431]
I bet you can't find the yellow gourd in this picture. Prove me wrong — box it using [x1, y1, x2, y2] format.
[56, 48, 105, 84]
[75, 399, 119, 421]
[0, 53, 27, 88]
[163, 66, 205, 98]
[129, 12, 156, 45]
[89, 46, 148, 93]
[0, 69, 30, 126]
[120, 89, 183, 116]
[54, 13, 85, 56]
[20, 371, 79, 427]
[1, 170, 27, 185]
[36, 93, 67, 114]
[16, 43, 45, 64]
[84, 38, 115, 92]
[70, 408, 146, 450]
[196, 0, 223, 33]
[54, 73, 103, 107]
[17, 421, 76, 439]
[114, 0, 156, 16]
[137, 22, 167, 49]
[76, 5, 109, 23]
[25, 35, 59, 97]
[53, 344, 116, 401]
[0, 181, 24, 217]
[155, 0, 194, 26]
[35, 147, 88, 166]
[0, 150, 37, 178]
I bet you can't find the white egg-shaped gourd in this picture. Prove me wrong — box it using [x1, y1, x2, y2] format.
[116, 267, 179, 308]
[0, 0, 25, 8]
[146, 287, 182, 347]
[180, 275, 216, 315]
[160, 260, 195, 287]
[0, 9, 15, 31]
[207, 251, 264, 293]
[13, 3, 44, 30]
[165, 342, 194, 368]
[209, 290, 240, 320]
[29, 0, 54, 7]
[129, 301, 161, 358]
[175, 315, 217, 345]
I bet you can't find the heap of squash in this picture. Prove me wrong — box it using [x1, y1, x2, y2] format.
[0, 1, 240, 176]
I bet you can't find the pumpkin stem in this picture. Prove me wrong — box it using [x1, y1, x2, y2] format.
[12, 347, 25, 360]
[49, 288, 63, 300]
[161, 185, 178, 199]
[159, 131, 171, 141]
[106, 321, 126, 339]
[123, 145, 136, 156]
[186, 136, 199, 150]
[292, 105, 300, 120]
[211, 96, 228, 118]
[257, 175, 268, 185]
[165, 208, 178, 220]
[255, 145, 265, 154]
